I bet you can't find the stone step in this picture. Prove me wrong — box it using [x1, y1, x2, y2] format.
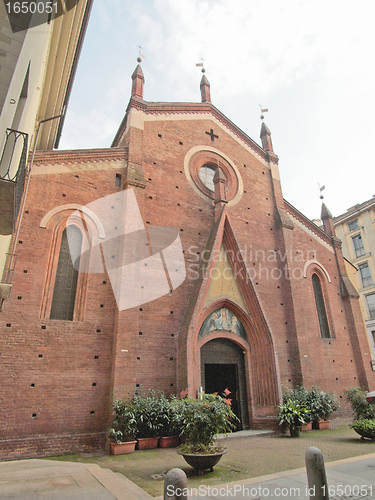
[96, 467, 152, 500]
[85, 464, 144, 500]
[113, 471, 153, 500]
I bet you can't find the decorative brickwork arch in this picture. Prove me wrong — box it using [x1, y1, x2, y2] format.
[303, 259, 331, 282]
[191, 298, 279, 427]
[182, 212, 280, 428]
[39, 207, 99, 321]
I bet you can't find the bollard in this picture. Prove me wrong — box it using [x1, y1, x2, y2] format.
[305, 447, 329, 500]
[164, 468, 188, 500]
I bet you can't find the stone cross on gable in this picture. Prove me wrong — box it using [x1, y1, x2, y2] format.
[205, 129, 218, 141]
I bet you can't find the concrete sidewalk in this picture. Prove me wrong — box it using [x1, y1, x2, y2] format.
[0, 458, 153, 500]
[1, 425, 375, 500]
[1, 453, 375, 500]
[183, 453, 375, 500]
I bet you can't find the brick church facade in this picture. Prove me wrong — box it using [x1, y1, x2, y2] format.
[1, 62, 373, 459]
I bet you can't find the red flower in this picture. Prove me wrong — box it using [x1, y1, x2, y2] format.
[224, 387, 231, 396]
[224, 398, 232, 406]
[180, 388, 188, 399]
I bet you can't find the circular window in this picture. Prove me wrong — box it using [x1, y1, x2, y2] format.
[199, 165, 215, 191]
[187, 150, 239, 202]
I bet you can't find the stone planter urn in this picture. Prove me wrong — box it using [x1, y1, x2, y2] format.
[177, 449, 227, 474]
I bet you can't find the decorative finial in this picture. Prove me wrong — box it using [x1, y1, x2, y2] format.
[137, 45, 145, 63]
[259, 104, 268, 121]
[196, 58, 205, 73]
[318, 183, 325, 200]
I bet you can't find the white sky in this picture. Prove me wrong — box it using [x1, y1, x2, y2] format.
[59, 0, 375, 221]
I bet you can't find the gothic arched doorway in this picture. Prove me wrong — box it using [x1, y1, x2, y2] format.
[200, 338, 250, 429]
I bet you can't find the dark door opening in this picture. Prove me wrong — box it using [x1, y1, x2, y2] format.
[204, 363, 242, 429]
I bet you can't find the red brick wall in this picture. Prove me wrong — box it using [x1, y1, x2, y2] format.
[0, 112, 373, 459]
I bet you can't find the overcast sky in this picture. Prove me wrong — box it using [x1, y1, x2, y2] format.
[59, 0, 375, 221]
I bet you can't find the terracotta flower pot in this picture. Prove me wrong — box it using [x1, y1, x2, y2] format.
[110, 441, 137, 455]
[136, 437, 159, 450]
[159, 435, 180, 448]
[301, 422, 312, 431]
[317, 419, 330, 430]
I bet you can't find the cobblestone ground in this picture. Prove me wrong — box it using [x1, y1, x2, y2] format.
[48, 424, 375, 497]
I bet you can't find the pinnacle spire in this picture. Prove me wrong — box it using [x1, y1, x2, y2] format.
[320, 203, 332, 220]
[320, 202, 336, 236]
[200, 73, 211, 103]
[260, 122, 273, 153]
[131, 60, 144, 99]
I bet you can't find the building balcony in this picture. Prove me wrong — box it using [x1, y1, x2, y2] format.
[0, 128, 28, 235]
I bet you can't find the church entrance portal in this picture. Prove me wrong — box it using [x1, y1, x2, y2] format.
[204, 363, 241, 429]
[200, 338, 249, 429]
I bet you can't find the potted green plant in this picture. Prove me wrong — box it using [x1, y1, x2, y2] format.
[344, 387, 375, 421]
[350, 419, 375, 440]
[277, 399, 310, 437]
[345, 387, 375, 440]
[307, 388, 339, 429]
[132, 389, 165, 449]
[318, 390, 340, 428]
[158, 394, 181, 448]
[109, 398, 137, 455]
[172, 391, 238, 473]
[283, 386, 313, 431]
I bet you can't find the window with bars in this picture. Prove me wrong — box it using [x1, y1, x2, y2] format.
[359, 262, 373, 288]
[352, 234, 365, 258]
[366, 294, 375, 320]
[50, 226, 82, 320]
[312, 273, 330, 338]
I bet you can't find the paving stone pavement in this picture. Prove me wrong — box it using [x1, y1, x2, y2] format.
[1, 423, 375, 499]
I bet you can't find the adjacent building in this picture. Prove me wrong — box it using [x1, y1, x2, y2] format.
[334, 196, 375, 363]
[0, 0, 93, 310]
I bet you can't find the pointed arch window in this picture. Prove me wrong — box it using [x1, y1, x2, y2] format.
[312, 273, 330, 338]
[50, 226, 82, 320]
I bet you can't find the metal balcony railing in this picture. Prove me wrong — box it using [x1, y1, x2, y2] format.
[2, 253, 17, 285]
[0, 128, 28, 233]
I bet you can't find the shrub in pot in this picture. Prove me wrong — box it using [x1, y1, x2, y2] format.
[173, 392, 238, 454]
[319, 390, 340, 421]
[172, 392, 238, 472]
[306, 387, 339, 428]
[344, 387, 375, 421]
[277, 399, 310, 437]
[132, 389, 166, 448]
[108, 397, 137, 454]
[350, 419, 375, 440]
[158, 394, 181, 448]
[283, 386, 312, 430]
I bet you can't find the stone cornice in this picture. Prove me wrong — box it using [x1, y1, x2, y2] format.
[31, 147, 128, 166]
[112, 97, 278, 165]
[284, 199, 333, 246]
[333, 196, 375, 225]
